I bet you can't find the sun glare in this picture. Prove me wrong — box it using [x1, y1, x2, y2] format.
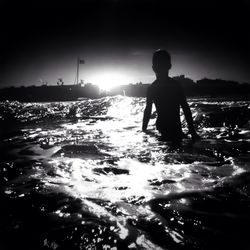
[87, 72, 130, 91]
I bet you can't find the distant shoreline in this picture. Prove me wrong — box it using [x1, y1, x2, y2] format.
[0, 76, 249, 102]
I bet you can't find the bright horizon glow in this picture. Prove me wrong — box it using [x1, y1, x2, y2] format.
[86, 71, 132, 91]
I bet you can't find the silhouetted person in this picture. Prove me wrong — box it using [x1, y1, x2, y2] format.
[142, 49, 199, 141]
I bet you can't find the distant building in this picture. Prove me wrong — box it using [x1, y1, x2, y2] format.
[173, 75, 197, 96]
[173, 75, 195, 87]
[196, 78, 246, 97]
[197, 78, 238, 87]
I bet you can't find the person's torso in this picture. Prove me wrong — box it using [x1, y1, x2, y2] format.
[149, 78, 183, 133]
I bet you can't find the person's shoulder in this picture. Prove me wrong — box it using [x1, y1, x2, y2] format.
[148, 80, 157, 90]
[168, 77, 181, 85]
[169, 77, 183, 90]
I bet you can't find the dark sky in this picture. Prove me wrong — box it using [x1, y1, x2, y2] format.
[1, 0, 250, 88]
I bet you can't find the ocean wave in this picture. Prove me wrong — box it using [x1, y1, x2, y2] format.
[0, 96, 250, 249]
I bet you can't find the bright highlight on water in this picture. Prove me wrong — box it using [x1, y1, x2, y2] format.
[0, 96, 250, 250]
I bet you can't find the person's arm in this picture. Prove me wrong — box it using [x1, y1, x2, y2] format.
[180, 95, 199, 139]
[142, 92, 153, 131]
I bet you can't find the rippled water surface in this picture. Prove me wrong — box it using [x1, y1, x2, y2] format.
[0, 96, 250, 250]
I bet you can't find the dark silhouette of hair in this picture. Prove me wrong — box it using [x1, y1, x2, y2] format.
[152, 49, 171, 64]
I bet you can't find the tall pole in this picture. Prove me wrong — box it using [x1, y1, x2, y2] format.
[76, 57, 79, 85]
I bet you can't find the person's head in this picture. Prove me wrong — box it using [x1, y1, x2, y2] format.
[152, 49, 172, 77]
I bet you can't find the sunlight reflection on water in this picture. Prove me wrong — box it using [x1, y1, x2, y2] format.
[1, 96, 250, 249]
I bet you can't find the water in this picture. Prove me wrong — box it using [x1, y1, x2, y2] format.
[0, 96, 250, 250]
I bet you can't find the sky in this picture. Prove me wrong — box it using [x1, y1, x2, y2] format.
[1, 0, 250, 89]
